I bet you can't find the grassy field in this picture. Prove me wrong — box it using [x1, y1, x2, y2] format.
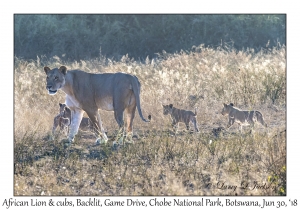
[14, 46, 286, 196]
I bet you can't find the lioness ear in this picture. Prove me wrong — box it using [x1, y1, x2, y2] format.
[59, 66, 67, 75]
[169, 104, 173, 108]
[44, 66, 51, 74]
[230, 103, 234, 106]
[223, 103, 227, 107]
[59, 103, 62, 107]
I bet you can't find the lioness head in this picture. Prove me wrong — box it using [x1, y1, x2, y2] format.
[163, 104, 173, 115]
[221, 103, 234, 115]
[44, 66, 67, 95]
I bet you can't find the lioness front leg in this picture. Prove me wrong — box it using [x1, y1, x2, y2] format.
[68, 108, 84, 143]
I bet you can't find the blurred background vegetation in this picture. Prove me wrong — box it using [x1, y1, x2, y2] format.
[14, 14, 285, 61]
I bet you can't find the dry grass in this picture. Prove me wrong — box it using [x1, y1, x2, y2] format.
[14, 46, 286, 196]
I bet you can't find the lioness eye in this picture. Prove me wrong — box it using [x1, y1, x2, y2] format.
[55, 76, 58, 80]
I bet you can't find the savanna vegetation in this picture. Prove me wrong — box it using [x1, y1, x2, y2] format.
[14, 14, 286, 61]
[14, 43, 286, 195]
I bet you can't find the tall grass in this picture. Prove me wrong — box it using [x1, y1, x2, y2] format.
[14, 45, 286, 195]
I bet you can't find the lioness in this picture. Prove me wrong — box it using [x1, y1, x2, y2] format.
[221, 103, 267, 132]
[44, 66, 150, 144]
[162, 104, 199, 132]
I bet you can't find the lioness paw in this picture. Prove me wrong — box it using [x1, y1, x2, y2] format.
[95, 138, 107, 145]
[68, 137, 74, 143]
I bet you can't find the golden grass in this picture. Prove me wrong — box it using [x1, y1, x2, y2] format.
[14, 46, 286, 195]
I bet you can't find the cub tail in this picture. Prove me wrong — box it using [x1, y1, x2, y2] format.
[255, 111, 267, 127]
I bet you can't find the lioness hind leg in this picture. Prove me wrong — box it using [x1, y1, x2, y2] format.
[114, 109, 127, 145]
[124, 105, 136, 144]
[113, 126, 125, 145]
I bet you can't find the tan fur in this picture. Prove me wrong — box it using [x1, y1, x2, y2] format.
[44, 66, 150, 143]
[163, 104, 199, 132]
[221, 103, 267, 132]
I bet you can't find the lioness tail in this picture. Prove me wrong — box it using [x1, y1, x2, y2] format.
[130, 75, 150, 122]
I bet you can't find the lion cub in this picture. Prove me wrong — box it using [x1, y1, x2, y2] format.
[52, 103, 94, 135]
[221, 103, 267, 132]
[163, 104, 199, 132]
[52, 103, 71, 135]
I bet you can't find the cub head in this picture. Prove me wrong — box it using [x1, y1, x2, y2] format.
[221, 103, 233, 116]
[59, 103, 69, 117]
[163, 104, 173, 115]
[44, 66, 67, 95]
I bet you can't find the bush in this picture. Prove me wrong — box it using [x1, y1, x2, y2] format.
[14, 14, 286, 61]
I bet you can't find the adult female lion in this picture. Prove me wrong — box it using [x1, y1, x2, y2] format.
[44, 66, 150, 144]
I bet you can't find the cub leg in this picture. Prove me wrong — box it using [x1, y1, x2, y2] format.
[238, 124, 243, 133]
[171, 119, 178, 133]
[185, 122, 190, 131]
[227, 116, 235, 129]
[60, 117, 70, 136]
[191, 117, 199, 132]
[52, 114, 61, 136]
